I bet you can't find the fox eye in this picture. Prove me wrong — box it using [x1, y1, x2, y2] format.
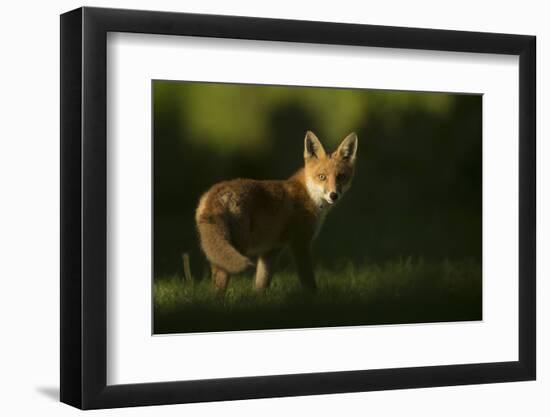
[318, 174, 327, 181]
[337, 174, 348, 182]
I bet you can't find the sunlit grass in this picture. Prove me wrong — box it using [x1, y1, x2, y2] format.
[153, 257, 481, 334]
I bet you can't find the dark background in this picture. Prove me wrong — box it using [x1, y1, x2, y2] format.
[153, 81, 482, 279]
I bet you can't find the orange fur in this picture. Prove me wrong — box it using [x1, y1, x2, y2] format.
[195, 131, 358, 293]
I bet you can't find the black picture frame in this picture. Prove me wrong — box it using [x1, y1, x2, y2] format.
[60, 6, 536, 410]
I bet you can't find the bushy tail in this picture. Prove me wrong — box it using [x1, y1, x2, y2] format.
[196, 216, 253, 274]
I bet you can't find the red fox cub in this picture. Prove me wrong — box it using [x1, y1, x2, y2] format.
[195, 131, 358, 294]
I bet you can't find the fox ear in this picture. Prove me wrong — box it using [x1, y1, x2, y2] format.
[336, 132, 358, 162]
[304, 131, 327, 160]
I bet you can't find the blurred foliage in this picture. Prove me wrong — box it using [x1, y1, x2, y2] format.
[154, 81, 454, 155]
[153, 80, 481, 278]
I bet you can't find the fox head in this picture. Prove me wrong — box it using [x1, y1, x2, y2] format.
[303, 131, 358, 209]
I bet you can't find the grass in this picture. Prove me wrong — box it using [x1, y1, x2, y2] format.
[153, 257, 481, 334]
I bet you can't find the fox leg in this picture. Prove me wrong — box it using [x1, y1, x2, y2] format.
[254, 252, 277, 293]
[211, 264, 230, 294]
[291, 244, 317, 292]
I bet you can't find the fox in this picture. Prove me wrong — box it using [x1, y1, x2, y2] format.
[195, 130, 358, 294]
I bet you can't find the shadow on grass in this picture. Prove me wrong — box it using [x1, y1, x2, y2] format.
[153, 258, 481, 334]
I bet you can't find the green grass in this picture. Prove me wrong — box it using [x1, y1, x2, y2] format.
[153, 257, 481, 334]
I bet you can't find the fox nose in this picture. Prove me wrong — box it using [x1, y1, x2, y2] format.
[329, 192, 339, 201]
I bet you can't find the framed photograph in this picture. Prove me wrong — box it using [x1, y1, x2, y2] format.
[60, 6, 536, 409]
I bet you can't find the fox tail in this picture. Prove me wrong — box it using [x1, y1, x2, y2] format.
[196, 216, 253, 274]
